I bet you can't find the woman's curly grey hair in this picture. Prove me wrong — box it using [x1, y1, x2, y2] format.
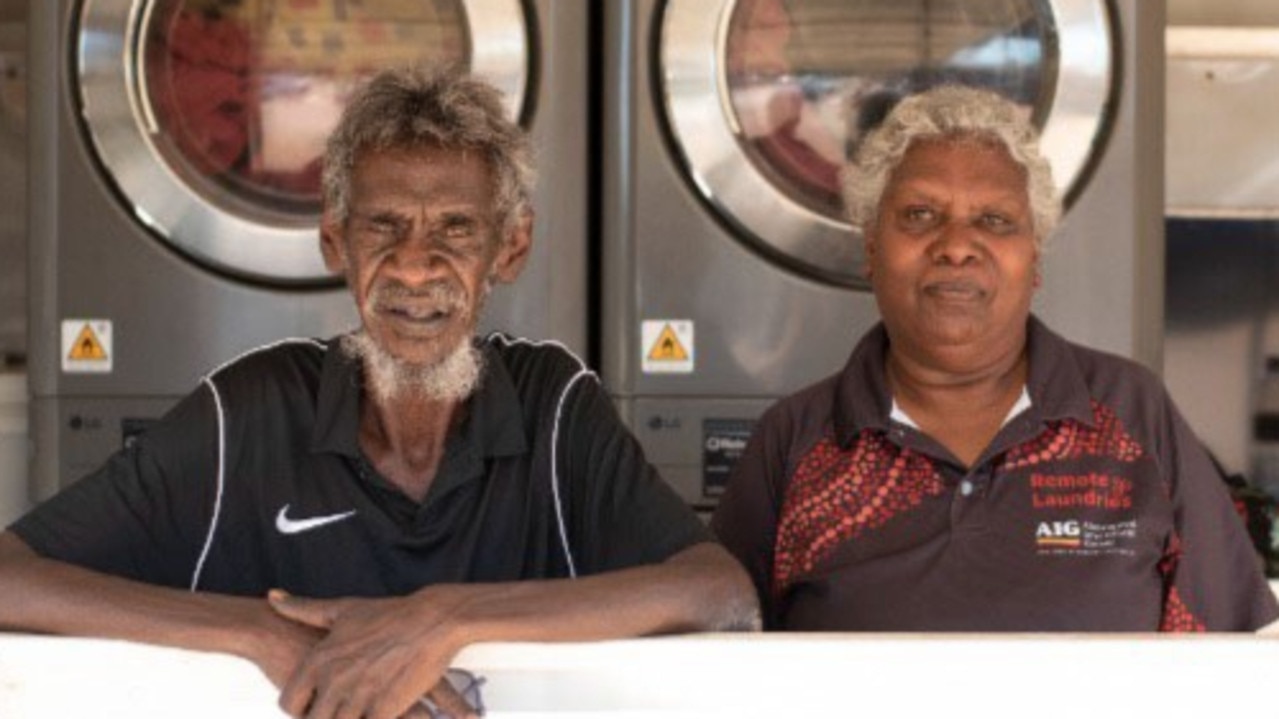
[322, 65, 535, 234]
[841, 85, 1061, 249]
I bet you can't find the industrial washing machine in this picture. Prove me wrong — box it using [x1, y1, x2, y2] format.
[28, 0, 589, 498]
[602, 0, 1164, 508]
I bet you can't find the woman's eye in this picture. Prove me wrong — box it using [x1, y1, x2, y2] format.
[980, 213, 1015, 232]
[901, 206, 937, 226]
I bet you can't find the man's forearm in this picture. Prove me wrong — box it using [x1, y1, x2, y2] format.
[0, 531, 303, 677]
[448, 542, 760, 647]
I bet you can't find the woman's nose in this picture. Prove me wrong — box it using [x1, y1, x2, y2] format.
[929, 222, 982, 266]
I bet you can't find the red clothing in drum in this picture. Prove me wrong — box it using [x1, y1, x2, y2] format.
[713, 316, 1279, 632]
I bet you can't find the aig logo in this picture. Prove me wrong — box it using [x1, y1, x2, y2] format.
[1036, 520, 1081, 538]
[1036, 520, 1082, 548]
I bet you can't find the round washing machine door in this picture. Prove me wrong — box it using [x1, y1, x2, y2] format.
[659, 0, 1115, 288]
[77, 0, 530, 285]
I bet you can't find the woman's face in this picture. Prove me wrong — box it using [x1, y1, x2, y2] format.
[866, 137, 1039, 370]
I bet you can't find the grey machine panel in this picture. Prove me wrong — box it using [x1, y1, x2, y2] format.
[28, 0, 587, 500]
[602, 0, 1164, 509]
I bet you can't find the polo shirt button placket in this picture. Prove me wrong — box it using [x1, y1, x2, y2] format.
[951, 465, 994, 533]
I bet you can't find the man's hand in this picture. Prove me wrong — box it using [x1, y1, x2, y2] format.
[248, 603, 326, 690]
[268, 588, 479, 719]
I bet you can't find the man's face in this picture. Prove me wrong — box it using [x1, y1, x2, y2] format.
[321, 144, 530, 369]
[866, 138, 1039, 361]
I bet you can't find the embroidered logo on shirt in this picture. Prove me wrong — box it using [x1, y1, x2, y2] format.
[1030, 472, 1133, 510]
[1035, 520, 1082, 548]
[274, 504, 357, 535]
[1035, 518, 1137, 557]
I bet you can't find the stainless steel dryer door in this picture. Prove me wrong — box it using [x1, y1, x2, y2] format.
[77, 0, 529, 284]
[659, 0, 1115, 287]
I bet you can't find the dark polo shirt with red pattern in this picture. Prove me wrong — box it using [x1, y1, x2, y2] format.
[713, 316, 1279, 632]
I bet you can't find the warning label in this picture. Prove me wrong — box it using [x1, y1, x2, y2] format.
[62, 319, 113, 374]
[647, 325, 689, 361]
[641, 320, 694, 374]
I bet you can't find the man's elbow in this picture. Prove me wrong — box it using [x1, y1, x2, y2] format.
[666, 542, 762, 632]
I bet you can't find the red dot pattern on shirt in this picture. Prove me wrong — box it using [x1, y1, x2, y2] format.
[1157, 533, 1206, 631]
[1160, 586, 1207, 632]
[1000, 400, 1143, 472]
[772, 432, 945, 596]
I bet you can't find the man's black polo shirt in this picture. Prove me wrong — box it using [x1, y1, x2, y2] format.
[713, 317, 1279, 631]
[13, 334, 709, 596]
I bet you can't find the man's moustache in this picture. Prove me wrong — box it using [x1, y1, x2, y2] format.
[371, 282, 466, 310]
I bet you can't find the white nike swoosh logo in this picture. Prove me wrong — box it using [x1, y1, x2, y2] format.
[275, 504, 358, 535]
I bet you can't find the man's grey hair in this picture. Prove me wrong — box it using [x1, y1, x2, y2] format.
[322, 65, 535, 234]
[841, 85, 1062, 249]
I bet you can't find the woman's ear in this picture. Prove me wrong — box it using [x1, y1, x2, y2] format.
[863, 230, 877, 281]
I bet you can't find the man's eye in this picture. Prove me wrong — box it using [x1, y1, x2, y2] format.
[443, 221, 476, 238]
[362, 218, 401, 235]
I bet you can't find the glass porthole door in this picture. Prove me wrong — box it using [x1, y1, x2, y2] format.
[78, 0, 530, 284]
[660, 0, 1114, 286]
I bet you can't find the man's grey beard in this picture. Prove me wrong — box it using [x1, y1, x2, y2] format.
[340, 330, 484, 403]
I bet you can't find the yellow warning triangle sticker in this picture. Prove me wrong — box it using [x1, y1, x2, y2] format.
[68, 324, 108, 361]
[646, 324, 690, 361]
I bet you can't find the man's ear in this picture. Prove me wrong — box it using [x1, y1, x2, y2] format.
[319, 208, 348, 275]
[862, 227, 877, 281]
[491, 209, 533, 284]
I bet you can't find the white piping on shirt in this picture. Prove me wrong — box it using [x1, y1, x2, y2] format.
[486, 332, 591, 375]
[202, 337, 328, 381]
[489, 332, 591, 579]
[191, 338, 328, 590]
[191, 377, 227, 591]
[549, 369, 592, 579]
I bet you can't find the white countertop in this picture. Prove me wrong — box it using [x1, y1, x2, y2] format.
[2, 632, 1278, 717]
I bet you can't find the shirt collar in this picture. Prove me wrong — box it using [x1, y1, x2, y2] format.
[1022, 314, 1095, 428]
[890, 387, 1031, 430]
[310, 337, 529, 460]
[832, 315, 1095, 447]
[833, 323, 895, 446]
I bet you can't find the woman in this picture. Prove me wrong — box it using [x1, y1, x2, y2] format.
[712, 85, 1278, 632]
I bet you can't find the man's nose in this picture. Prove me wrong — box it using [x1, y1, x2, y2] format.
[389, 230, 448, 282]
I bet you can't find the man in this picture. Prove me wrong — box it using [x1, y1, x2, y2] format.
[0, 66, 757, 719]
[712, 84, 1278, 632]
